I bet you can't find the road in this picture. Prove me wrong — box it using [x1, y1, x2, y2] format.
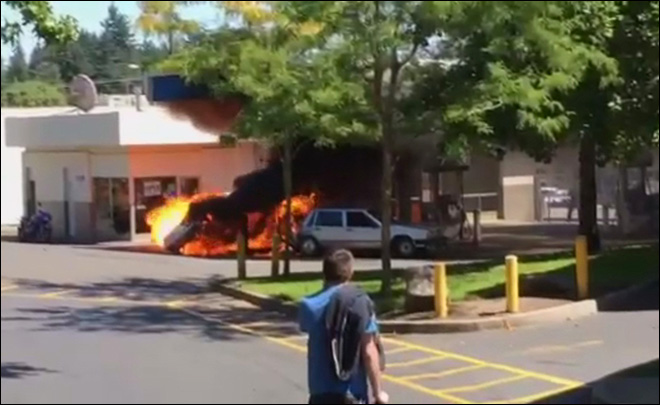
[2, 241, 658, 404]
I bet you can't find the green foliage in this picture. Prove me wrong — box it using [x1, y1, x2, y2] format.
[1, 1, 78, 45]
[96, 4, 138, 94]
[1, 80, 66, 107]
[5, 44, 29, 82]
[137, 1, 200, 54]
[174, 23, 374, 148]
[28, 44, 61, 83]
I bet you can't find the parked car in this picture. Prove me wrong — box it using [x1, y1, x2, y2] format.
[297, 208, 441, 258]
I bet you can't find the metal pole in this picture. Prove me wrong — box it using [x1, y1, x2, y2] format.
[473, 210, 482, 247]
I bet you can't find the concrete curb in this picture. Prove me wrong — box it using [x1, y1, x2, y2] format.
[209, 280, 598, 334]
[209, 277, 657, 335]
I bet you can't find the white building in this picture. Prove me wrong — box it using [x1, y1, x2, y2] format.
[2, 107, 81, 226]
[4, 105, 265, 242]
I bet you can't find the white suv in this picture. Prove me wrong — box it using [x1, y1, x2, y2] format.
[297, 209, 439, 258]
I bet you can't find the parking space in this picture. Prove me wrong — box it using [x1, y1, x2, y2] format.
[2, 283, 582, 404]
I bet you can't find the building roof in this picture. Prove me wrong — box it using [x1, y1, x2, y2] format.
[4, 103, 241, 150]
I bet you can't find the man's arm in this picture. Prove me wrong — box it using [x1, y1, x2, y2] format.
[362, 334, 388, 404]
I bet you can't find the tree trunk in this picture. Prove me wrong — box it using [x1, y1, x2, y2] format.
[579, 133, 602, 253]
[282, 138, 293, 277]
[167, 30, 175, 55]
[380, 127, 394, 296]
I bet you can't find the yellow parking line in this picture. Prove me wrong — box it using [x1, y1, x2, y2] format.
[39, 290, 73, 299]
[440, 375, 528, 395]
[383, 338, 582, 387]
[383, 374, 475, 404]
[386, 347, 413, 355]
[238, 321, 276, 328]
[402, 365, 486, 381]
[1, 285, 18, 293]
[388, 356, 447, 369]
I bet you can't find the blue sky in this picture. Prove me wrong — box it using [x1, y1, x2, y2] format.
[2, 1, 221, 61]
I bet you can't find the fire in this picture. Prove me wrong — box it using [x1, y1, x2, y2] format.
[146, 193, 317, 257]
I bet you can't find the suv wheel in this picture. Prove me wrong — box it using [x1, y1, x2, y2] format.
[299, 236, 321, 257]
[393, 237, 416, 258]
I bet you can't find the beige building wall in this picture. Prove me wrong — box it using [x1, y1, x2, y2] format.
[498, 148, 580, 222]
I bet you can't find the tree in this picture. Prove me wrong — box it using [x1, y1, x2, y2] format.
[51, 30, 102, 82]
[1, 80, 66, 107]
[28, 44, 61, 83]
[138, 39, 170, 72]
[2, 1, 78, 45]
[571, 0, 659, 249]
[97, 4, 138, 94]
[137, 1, 200, 55]
[5, 45, 29, 82]
[1, 58, 7, 90]
[173, 9, 371, 276]
[411, 2, 635, 252]
[275, 1, 454, 294]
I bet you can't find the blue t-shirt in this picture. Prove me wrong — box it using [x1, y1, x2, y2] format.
[299, 285, 378, 401]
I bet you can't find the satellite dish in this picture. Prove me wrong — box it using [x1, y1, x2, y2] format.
[69, 74, 98, 113]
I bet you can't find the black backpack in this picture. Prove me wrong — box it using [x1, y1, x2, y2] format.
[325, 285, 385, 381]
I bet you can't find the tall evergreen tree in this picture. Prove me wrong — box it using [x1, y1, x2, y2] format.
[5, 44, 29, 82]
[97, 3, 137, 93]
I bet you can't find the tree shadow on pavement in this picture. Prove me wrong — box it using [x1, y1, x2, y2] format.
[4, 303, 300, 342]
[1, 363, 56, 380]
[9, 277, 208, 303]
[2, 276, 301, 342]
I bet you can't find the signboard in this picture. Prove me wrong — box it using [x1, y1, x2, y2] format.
[144, 181, 162, 197]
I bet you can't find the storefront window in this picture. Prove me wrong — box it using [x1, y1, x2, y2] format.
[134, 177, 177, 234]
[93, 178, 130, 240]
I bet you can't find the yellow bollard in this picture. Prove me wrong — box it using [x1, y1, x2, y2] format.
[575, 235, 590, 300]
[506, 255, 520, 313]
[434, 263, 449, 319]
[271, 233, 281, 277]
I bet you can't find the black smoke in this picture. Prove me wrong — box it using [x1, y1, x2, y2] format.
[186, 145, 382, 223]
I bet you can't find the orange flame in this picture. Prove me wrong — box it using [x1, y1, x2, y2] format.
[146, 193, 317, 257]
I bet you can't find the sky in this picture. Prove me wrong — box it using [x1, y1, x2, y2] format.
[2, 1, 222, 62]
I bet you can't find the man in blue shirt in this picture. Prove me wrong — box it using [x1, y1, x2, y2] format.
[299, 250, 388, 404]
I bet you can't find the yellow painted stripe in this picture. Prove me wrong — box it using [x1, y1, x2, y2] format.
[388, 356, 447, 369]
[39, 290, 73, 299]
[383, 374, 475, 404]
[1, 285, 18, 293]
[177, 307, 474, 404]
[385, 347, 414, 355]
[383, 338, 582, 387]
[440, 375, 527, 395]
[402, 365, 486, 381]
[488, 383, 584, 404]
[238, 321, 276, 328]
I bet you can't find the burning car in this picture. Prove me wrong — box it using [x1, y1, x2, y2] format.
[148, 192, 317, 256]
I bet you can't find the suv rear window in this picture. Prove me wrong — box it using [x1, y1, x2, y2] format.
[315, 211, 344, 227]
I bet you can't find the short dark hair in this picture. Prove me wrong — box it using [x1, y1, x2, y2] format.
[323, 249, 355, 284]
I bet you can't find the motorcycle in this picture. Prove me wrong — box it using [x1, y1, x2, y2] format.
[18, 210, 53, 243]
